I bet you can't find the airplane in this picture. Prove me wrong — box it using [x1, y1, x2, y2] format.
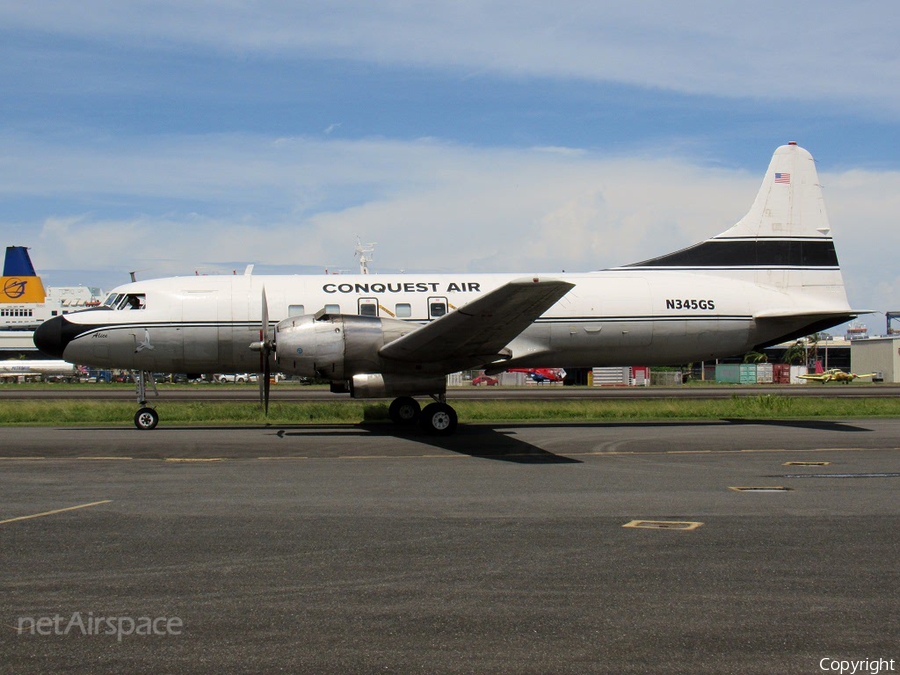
[798, 368, 877, 383]
[33, 142, 864, 433]
[0, 359, 78, 380]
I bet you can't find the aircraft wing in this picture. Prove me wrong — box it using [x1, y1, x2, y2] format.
[378, 277, 574, 369]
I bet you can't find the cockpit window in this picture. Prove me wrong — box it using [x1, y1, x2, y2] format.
[107, 293, 145, 310]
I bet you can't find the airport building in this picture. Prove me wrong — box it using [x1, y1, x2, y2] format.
[851, 336, 900, 383]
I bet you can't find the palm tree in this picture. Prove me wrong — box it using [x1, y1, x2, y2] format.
[782, 341, 807, 365]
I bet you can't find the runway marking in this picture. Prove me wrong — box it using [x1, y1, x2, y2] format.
[729, 486, 792, 492]
[576, 447, 878, 458]
[338, 455, 395, 459]
[164, 458, 224, 463]
[257, 456, 309, 460]
[338, 454, 465, 460]
[0, 500, 112, 526]
[623, 520, 704, 531]
[781, 472, 900, 479]
[783, 461, 831, 466]
[77, 456, 134, 460]
[0, 457, 45, 460]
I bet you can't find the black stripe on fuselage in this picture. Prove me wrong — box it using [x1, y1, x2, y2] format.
[64, 315, 755, 339]
[624, 238, 839, 269]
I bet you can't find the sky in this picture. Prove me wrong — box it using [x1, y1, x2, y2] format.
[1, 1, 899, 334]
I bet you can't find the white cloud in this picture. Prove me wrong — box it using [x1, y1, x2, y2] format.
[2, 1, 898, 111]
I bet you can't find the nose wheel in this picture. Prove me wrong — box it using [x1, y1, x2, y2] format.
[134, 407, 159, 430]
[132, 370, 160, 430]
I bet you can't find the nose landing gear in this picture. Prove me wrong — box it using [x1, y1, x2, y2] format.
[132, 370, 159, 430]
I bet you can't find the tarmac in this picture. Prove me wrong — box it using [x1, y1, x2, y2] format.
[2, 420, 899, 674]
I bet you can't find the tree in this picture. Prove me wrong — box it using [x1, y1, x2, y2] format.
[782, 341, 807, 365]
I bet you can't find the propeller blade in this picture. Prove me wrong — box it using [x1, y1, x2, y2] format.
[258, 287, 271, 414]
[263, 355, 272, 415]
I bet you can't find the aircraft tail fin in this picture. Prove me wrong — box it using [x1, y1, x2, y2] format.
[623, 143, 850, 308]
[1, 246, 46, 303]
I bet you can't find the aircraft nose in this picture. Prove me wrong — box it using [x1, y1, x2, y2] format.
[33, 316, 69, 358]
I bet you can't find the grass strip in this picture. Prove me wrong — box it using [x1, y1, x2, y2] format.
[1, 395, 899, 426]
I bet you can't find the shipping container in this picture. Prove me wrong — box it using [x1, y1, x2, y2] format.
[756, 363, 774, 384]
[772, 363, 791, 384]
[715, 364, 741, 383]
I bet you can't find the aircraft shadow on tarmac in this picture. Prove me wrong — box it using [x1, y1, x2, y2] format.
[719, 418, 871, 432]
[276, 424, 582, 464]
[274, 417, 869, 462]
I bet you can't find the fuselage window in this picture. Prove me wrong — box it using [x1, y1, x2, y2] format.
[395, 303, 412, 318]
[324, 304, 340, 314]
[288, 304, 305, 316]
[429, 301, 447, 318]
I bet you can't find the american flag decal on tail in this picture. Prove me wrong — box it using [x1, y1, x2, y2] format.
[774, 172, 791, 184]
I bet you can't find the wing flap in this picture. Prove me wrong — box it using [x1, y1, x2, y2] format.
[379, 277, 574, 368]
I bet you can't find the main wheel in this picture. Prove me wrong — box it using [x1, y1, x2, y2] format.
[389, 397, 421, 425]
[419, 402, 457, 436]
[134, 407, 159, 430]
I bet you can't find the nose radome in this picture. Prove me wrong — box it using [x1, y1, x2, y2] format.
[33, 316, 67, 358]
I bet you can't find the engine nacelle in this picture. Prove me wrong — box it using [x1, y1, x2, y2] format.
[273, 312, 412, 380]
[350, 373, 446, 398]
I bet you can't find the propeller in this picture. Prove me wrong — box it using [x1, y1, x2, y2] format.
[250, 287, 275, 415]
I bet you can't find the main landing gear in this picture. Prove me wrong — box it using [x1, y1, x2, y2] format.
[388, 395, 458, 436]
[133, 370, 159, 430]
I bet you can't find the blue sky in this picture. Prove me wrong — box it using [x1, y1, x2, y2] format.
[2, 1, 899, 332]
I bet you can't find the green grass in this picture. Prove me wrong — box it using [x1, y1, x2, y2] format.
[1, 394, 898, 427]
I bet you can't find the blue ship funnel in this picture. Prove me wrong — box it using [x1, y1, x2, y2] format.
[3, 246, 37, 277]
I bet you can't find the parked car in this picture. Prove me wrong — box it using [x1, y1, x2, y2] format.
[472, 375, 499, 386]
[214, 373, 257, 383]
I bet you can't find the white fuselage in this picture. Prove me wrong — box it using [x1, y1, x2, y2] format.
[47, 269, 805, 374]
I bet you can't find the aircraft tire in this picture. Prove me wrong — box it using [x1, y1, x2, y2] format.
[419, 402, 457, 436]
[389, 396, 421, 425]
[134, 407, 159, 430]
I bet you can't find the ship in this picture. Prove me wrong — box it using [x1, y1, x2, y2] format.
[1, 246, 104, 354]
